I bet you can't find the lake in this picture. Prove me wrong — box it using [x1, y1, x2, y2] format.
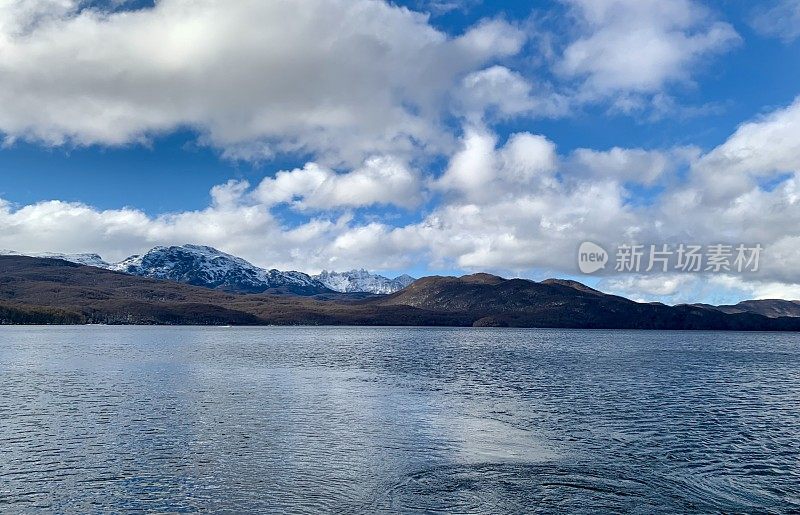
[0, 326, 798, 513]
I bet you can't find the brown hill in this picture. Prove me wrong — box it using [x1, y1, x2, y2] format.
[698, 299, 800, 318]
[1, 256, 799, 331]
[0, 256, 466, 326]
[376, 273, 800, 330]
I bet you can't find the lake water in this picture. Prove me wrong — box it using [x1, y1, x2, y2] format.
[0, 326, 798, 513]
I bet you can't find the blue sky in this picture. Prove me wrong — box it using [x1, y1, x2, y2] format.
[1, 0, 800, 304]
[4, 0, 799, 214]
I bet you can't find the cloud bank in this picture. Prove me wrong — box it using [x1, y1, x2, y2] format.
[0, 0, 525, 164]
[3, 96, 800, 303]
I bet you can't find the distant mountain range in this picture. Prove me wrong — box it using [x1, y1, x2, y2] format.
[695, 299, 800, 318]
[0, 245, 415, 295]
[0, 250, 111, 268]
[315, 269, 415, 294]
[109, 245, 329, 295]
[0, 254, 799, 330]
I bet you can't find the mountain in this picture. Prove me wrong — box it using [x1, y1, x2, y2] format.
[2, 255, 800, 331]
[314, 269, 415, 294]
[0, 256, 461, 326]
[375, 273, 800, 330]
[697, 299, 800, 318]
[0, 255, 266, 325]
[0, 250, 111, 268]
[110, 245, 330, 295]
[1, 245, 413, 295]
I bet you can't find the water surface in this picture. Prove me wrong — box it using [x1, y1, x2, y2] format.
[1, 327, 798, 513]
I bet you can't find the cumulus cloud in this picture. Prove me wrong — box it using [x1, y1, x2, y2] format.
[0, 0, 526, 165]
[603, 273, 800, 305]
[649, 98, 800, 271]
[597, 273, 770, 305]
[0, 196, 423, 272]
[691, 96, 800, 200]
[6, 94, 800, 303]
[422, 127, 638, 271]
[567, 146, 697, 186]
[557, 0, 739, 99]
[412, 0, 480, 16]
[3, 5, 800, 307]
[435, 127, 558, 202]
[751, 0, 800, 42]
[421, 97, 800, 292]
[253, 156, 423, 210]
[601, 274, 699, 301]
[454, 65, 568, 120]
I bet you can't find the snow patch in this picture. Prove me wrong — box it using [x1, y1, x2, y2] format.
[314, 269, 415, 294]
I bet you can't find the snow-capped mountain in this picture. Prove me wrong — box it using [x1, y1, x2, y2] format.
[0, 250, 112, 268]
[314, 269, 415, 294]
[111, 244, 328, 295]
[1, 245, 415, 295]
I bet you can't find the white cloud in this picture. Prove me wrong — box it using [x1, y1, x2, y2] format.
[254, 156, 423, 210]
[421, 98, 800, 293]
[455, 18, 526, 57]
[557, 0, 739, 98]
[0, 196, 423, 272]
[425, 128, 636, 271]
[750, 281, 800, 300]
[653, 98, 800, 252]
[692, 96, 800, 199]
[568, 146, 697, 185]
[455, 65, 568, 120]
[5, 94, 800, 302]
[602, 274, 698, 299]
[598, 273, 760, 305]
[752, 0, 800, 42]
[435, 127, 558, 202]
[415, 178, 634, 271]
[412, 0, 480, 16]
[0, 0, 526, 165]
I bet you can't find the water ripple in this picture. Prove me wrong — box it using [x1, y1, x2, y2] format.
[0, 326, 798, 512]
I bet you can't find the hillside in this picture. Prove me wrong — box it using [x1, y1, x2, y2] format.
[376, 273, 800, 330]
[3, 245, 418, 295]
[0, 256, 462, 326]
[1, 256, 799, 330]
[698, 299, 800, 318]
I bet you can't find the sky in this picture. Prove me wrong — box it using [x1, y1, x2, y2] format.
[1, 0, 800, 305]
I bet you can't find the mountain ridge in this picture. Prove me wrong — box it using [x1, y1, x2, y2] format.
[3, 246, 799, 318]
[1, 245, 416, 295]
[109, 244, 329, 295]
[314, 269, 415, 294]
[693, 299, 800, 319]
[1, 255, 799, 330]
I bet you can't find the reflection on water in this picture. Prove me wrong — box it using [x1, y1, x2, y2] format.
[0, 326, 798, 513]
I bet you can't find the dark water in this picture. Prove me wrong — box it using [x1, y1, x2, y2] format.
[0, 327, 798, 513]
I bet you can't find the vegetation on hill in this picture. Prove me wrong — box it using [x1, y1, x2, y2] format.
[1, 256, 799, 331]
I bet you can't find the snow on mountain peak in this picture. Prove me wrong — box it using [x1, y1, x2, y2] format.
[1, 245, 416, 295]
[110, 244, 326, 294]
[314, 269, 415, 294]
[0, 250, 112, 268]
